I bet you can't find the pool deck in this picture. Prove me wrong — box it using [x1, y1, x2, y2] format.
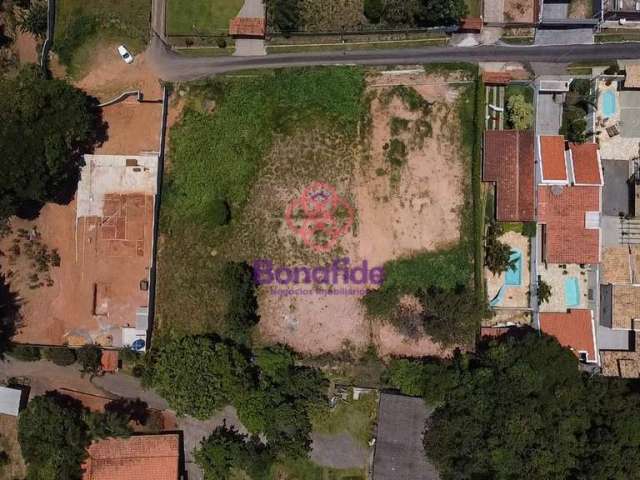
[538, 263, 590, 313]
[486, 231, 531, 309]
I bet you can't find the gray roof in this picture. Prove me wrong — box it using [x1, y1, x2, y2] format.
[373, 392, 440, 480]
[0, 386, 23, 416]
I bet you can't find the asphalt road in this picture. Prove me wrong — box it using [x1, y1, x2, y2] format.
[148, 37, 640, 81]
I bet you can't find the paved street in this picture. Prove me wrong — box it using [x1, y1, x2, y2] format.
[148, 38, 640, 81]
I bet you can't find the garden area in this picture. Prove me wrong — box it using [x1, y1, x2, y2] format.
[166, 0, 244, 36]
[560, 79, 593, 143]
[158, 65, 484, 358]
[53, 0, 149, 76]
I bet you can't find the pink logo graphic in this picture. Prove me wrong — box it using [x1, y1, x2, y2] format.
[285, 182, 354, 253]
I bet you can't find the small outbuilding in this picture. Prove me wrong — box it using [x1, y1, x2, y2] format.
[0, 385, 26, 416]
[373, 392, 439, 480]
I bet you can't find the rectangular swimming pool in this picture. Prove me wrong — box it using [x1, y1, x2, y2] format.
[565, 276, 580, 307]
[505, 249, 522, 286]
[602, 90, 617, 118]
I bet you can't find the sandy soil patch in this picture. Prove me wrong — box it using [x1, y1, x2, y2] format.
[504, 0, 535, 22]
[76, 49, 162, 102]
[97, 101, 163, 155]
[2, 194, 153, 346]
[257, 72, 468, 357]
[15, 31, 38, 64]
[0, 414, 26, 480]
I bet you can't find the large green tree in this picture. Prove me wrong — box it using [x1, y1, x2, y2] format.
[150, 336, 252, 419]
[18, 391, 132, 480]
[389, 334, 640, 480]
[0, 66, 104, 219]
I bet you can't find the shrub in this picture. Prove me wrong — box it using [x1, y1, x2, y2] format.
[210, 199, 231, 226]
[18, 0, 48, 39]
[267, 0, 301, 34]
[216, 37, 227, 49]
[389, 116, 410, 136]
[222, 262, 259, 342]
[76, 344, 102, 376]
[118, 347, 139, 365]
[364, 0, 384, 23]
[419, 285, 480, 346]
[522, 221, 537, 238]
[506, 93, 533, 130]
[8, 344, 41, 361]
[54, 14, 98, 66]
[43, 347, 77, 366]
[384, 138, 407, 166]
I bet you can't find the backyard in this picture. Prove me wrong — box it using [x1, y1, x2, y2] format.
[157, 66, 482, 358]
[166, 0, 244, 35]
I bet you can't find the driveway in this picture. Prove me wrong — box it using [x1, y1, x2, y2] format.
[536, 91, 563, 135]
[602, 159, 632, 216]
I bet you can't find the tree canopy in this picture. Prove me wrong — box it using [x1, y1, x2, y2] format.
[388, 333, 640, 480]
[148, 337, 326, 458]
[18, 391, 132, 479]
[0, 66, 104, 219]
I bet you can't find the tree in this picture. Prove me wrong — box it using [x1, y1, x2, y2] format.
[0, 66, 104, 220]
[17, 0, 48, 39]
[382, 0, 420, 25]
[537, 279, 552, 305]
[7, 344, 40, 361]
[76, 344, 102, 377]
[195, 426, 272, 479]
[506, 93, 534, 130]
[18, 393, 89, 480]
[150, 336, 252, 419]
[484, 221, 515, 275]
[418, 286, 481, 346]
[364, 0, 384, 23]
[416, 0, 468, 26]
[223, 261, 259, 342]
[18, 391, 132, 479]
[418, 333, 640, 480]
[43, 346, 76, 366]
[267, 0, 300, 34]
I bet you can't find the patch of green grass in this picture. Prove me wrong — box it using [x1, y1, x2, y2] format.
[424, 62, 477, 79]
[506, 84, 533, 104]
[166, 0, 244, 35]
[465, 0, 481, 17]
[499, 36, 534, 45]
[158, 68, 365, 336]
[595, 33, 640, 43]
[269, 459, 366, 480]
[311, 390, 378, 447]
[53, 0, 149, 74]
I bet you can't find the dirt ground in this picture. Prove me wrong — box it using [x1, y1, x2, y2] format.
[1, 193, 153, 346]
[0, 414, 25, 480]
[258, 72, 467, 357]
[14, 31, 38, 64]
[504, 0, 535, 22]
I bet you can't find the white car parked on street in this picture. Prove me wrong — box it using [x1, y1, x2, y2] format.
[117, 45, 134, 64]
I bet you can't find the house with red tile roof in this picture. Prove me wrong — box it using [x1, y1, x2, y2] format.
[483, 130, 535, 222]
[539, 310, 598, 363]
[568, 142, 603, 186]
[538, 184, 601, 264]
[229, 17, 266, 38]
[538, 135, 568, 184]
[82, 434, 181, 480]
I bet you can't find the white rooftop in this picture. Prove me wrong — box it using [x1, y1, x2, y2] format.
[77, 155, 158, 218]
[0, 386, 23, 416]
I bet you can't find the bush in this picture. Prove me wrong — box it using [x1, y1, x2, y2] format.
[8, 344, 41, 361]
[537, 279, 552, 305]
[76, 344, 102, 376]
[522, 221, 537, 238]
[506, 93, 533, 130]
[384, 138, 408, 166]
[267, 0, 301, 34]
[364, 0, 384, 23]
[222, 262, 259, 342]
[118, 347, 139, 365]
[216, 37, 227, 49]
[43, 347, 77, 366]
[484, 221, 515, 275]
[18, 0, 48, 39]
[210, 199, 231, 226]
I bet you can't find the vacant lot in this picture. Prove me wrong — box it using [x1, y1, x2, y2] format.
[166, 0, 244, 35]
[0, 414, 26, 480]
[159, 67, 476, 357]
[54, 0, 149, 76]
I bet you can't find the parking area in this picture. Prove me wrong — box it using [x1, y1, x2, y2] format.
[536, 92, 563, 134]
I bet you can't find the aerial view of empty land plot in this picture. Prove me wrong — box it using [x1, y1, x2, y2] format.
[157, 65, 481, 358]
[166, 0, 245, 35]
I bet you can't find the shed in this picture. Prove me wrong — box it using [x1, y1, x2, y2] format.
[373, 392, 439, 480]
[100, 350, 119, 373]
[0, 386, 24, 416]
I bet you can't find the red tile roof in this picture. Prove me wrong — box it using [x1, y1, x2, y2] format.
[539, 310, 596, 362]
[482, 71, 512, 85]
[483, 130, 535, 222]
[538, 185, 600, 264]
[229, 17, 265, 37]
[83, 435, 180, 480]
[459, 17, 483, 32]
[539, 135, 567, 182]
[569, 142, 602, 185]
[100, 350, 118, 373]
[480, 326, 511, 338]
